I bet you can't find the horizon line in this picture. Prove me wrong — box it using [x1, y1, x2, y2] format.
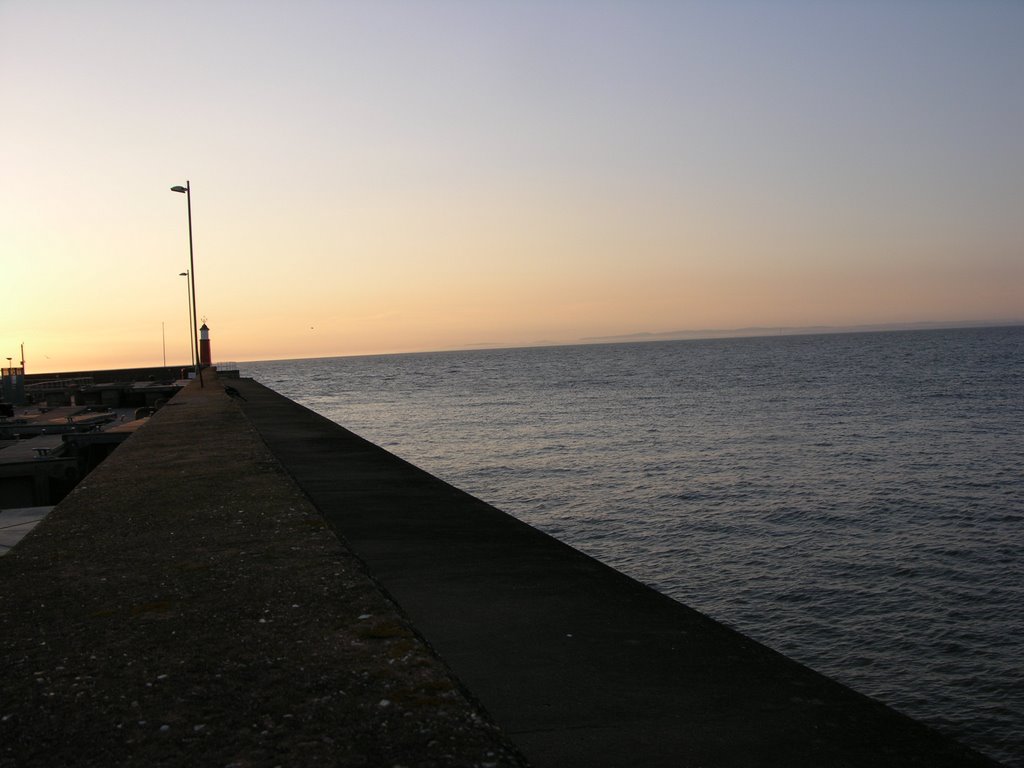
[18, 319, 1024, 375]
[233, 318, 1023, 367]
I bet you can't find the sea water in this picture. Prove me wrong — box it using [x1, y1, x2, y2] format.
[245, 326, 1023, 765]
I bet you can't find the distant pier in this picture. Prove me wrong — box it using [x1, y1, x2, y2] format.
[0, 373, 1001, 766]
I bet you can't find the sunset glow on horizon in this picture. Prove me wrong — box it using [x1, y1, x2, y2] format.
[2, 1, 1022, 375]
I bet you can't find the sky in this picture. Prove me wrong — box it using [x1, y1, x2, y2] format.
[2, 1, 1022, 374]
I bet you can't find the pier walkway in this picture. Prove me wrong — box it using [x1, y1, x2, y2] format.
[1, 374, 1000, 766]
[0, 375, 525, 767]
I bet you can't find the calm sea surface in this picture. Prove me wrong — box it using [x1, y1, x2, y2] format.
[245, 326, 1023, 766]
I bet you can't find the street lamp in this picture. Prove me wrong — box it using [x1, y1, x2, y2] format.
[170, 181, 203, 386]
[179, 271, 195, 369]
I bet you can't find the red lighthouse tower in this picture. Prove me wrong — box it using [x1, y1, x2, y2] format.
[199, 323, 212, 367]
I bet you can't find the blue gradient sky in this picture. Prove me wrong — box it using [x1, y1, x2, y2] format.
[2, 1, 1022, 372]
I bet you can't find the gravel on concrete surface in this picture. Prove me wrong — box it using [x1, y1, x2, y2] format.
[0, 374, 526, 768]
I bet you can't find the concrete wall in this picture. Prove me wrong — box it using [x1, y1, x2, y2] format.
[25, 365, 188, 385]
[234, 377, 999, 768]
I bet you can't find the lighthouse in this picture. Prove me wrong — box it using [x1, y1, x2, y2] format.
[199, 323, 212, 367]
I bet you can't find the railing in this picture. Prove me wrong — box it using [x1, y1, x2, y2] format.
[25, 378, 94, 391]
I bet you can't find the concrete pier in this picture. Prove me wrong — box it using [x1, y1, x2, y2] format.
[0, 375, 525, 767]
[1, 374, 1001, 766]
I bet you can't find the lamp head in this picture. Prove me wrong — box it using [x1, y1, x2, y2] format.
[179, 271, 188, 277]
[170, 185, 188, 193]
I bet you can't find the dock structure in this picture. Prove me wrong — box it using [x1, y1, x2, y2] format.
[0, 374, 1000, 767]
[0, 406, 145, 508]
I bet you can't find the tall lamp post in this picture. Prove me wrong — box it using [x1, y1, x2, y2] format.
[179, 271, 195, 369]
[170, 181, 203, 386]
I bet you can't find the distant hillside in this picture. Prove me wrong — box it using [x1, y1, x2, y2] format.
[580, 320, 1024, 344]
